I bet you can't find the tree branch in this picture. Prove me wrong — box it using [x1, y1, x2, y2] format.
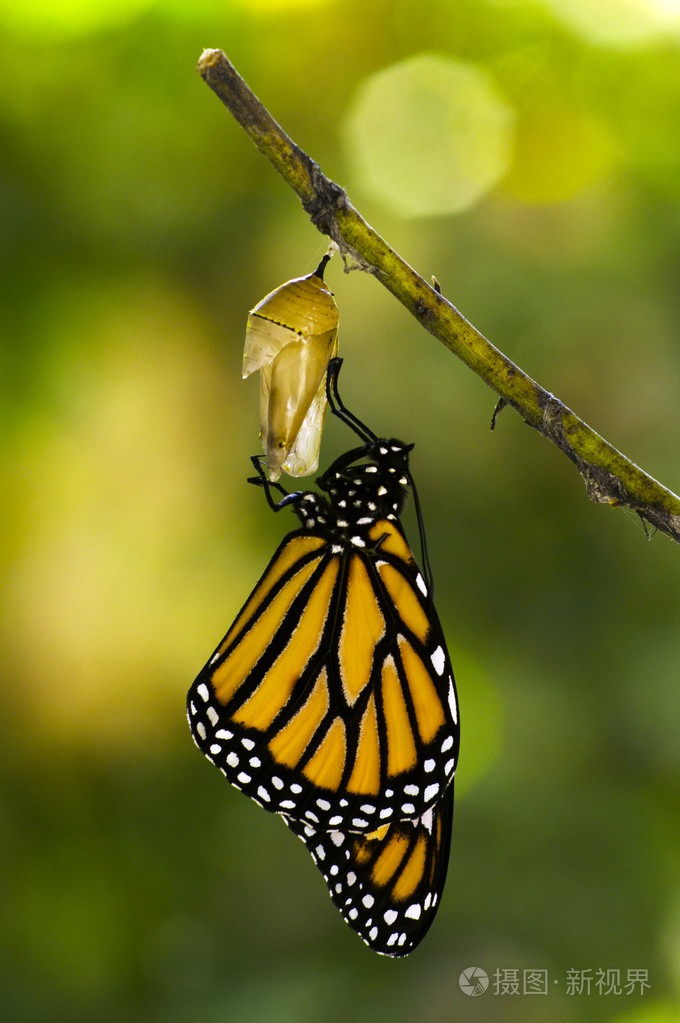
[197, 47, 680, 545]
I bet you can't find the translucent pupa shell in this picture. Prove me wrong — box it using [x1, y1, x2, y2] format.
[243, 255, 339, 481]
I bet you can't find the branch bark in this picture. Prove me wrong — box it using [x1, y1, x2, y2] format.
[197, 47, 680, 545]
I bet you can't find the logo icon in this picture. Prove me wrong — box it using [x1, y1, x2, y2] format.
[459, 966, 489, 996]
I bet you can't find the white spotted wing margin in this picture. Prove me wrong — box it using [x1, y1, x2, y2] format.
[282, 782, 454, 957]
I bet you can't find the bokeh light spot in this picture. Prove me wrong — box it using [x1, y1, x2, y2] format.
[343, 54, 515, 217]
[0, 0, 155, 36]
[2, 281, 250, 756]
[541, 0, 680, 48]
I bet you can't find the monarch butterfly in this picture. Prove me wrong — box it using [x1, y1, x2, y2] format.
[187, 358, 458, 953]
[243, 254, 339, 482]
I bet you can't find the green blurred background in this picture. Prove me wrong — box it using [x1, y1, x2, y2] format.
[2, 0, 680, 1020]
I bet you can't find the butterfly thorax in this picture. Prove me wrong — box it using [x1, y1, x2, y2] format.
[291, 438, 413, 545]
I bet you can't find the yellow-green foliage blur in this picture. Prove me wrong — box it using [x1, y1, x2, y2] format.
[2, 1, 680, 1021]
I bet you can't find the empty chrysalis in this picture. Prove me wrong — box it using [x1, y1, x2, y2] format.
[243, 254, 339, 482]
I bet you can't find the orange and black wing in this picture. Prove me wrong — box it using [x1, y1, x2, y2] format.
[284, 781, 454, 956]
[187, 519, 458, 832]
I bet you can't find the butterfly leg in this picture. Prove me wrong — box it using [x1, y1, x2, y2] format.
[247, 455, 303, 512]
[326, 357, 377, 444]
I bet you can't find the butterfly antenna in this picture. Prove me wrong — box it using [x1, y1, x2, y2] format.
[326, 357, 378, 444]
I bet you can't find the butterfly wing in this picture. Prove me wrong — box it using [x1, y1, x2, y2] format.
[284, 781, 454, 956]
[187, 520, 458, 832]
